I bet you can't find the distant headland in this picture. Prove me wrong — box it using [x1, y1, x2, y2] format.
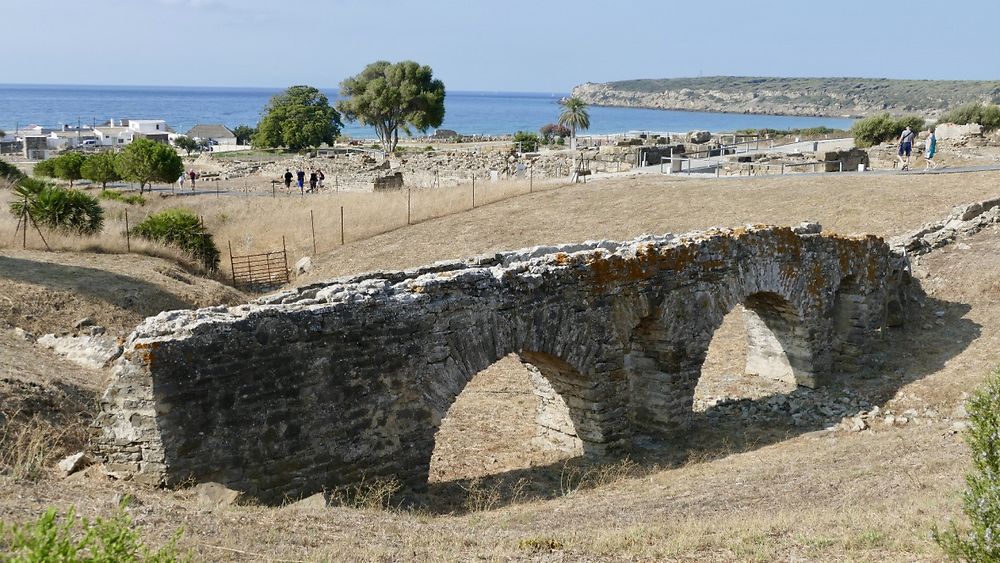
[571, 76, 1000, 118]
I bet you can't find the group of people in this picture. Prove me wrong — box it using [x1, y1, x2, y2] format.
[177, 169, 199, 190]
[283, 168, 326, 193]
[897, 126, 937, 171]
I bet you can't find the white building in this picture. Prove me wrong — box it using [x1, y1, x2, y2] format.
[93, 126, 132, 147]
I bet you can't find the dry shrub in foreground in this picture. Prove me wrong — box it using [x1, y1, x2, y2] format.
[0, 412, 65, 481]
[330, 476, 402, 511]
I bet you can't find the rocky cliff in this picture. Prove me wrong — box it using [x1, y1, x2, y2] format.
[572, 77, 1000, 118]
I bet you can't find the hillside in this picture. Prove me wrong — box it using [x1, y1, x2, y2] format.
[3, 170, 1000, 560]
[571, 76, 1000, 118]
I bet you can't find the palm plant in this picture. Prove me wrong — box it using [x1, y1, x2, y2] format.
[9, 180, 104, 236]
[558, 97, 591, 150]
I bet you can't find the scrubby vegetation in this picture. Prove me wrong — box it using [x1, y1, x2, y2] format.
[512, 131, 540, 152]
[938, 103, 1000, 131]
[0, 160, 25, 183]
[850, 113, 924, 148]
[736, 126, 847, 138]
[9, 179, 104, 235]
[131, 209, 220, 271]
[0, 502, 185, 562]
[99, 189, 146, 206]
[933, 367, 1000, 562]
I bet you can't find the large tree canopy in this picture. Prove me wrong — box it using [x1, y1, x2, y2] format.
[253, 86, 342, 151]
[337, 61, 446, 153]
[80, 151, 122, 188]
[115, 138, 184, 194]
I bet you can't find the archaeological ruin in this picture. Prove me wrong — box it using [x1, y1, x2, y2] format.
[95, 223, 913, 503]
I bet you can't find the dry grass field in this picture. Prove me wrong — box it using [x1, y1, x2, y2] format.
[2, 168, 1000, 561]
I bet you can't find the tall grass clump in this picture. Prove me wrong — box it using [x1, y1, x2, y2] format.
[0, 413, 60, 482]
[131, 209, 220, 271]
[933, 367, 1000, 561]
[938, 103, 1000, 131]
[0, 502, 186, 561]
[851, 113, 924, 148]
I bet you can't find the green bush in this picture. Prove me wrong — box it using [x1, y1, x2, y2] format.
[9, 183, 104, 235]
[513, 131, 540, 152]
[934, 367, 1000, 561]
[131, 209, 220, 271]
[0, 160, 25, 183]
[850, 113, 924, 148]
[938, 103, 1000, 131]
[99, 190, 145, 206]
[0, 502, 185, 562]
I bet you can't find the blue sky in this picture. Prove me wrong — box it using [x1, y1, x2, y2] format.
[5, 0, 999, 92]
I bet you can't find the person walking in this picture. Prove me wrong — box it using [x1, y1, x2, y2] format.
[317, 169, 325, 190]
[924, 129, 938, 170]
[308, 170, 318, 192]
[283, 168, 293, 189]
[296, 169, 305, 193]
[178, 173, 185, 190]
[898, 126, 915, 170]
[188, 169, 197, 189]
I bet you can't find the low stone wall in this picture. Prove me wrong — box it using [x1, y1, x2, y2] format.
[890, 196, 1000, 255]
[95, 224, 903, 502]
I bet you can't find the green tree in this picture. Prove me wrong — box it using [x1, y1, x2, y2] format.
[9, 181, 104, 236]
[851, 113, 924, 148]
[33, 154, 85, 186]
[233, 124, 256, 145]
[52, 153, 86, 187]
[253, 86, 342, 151]
[80, 152, 121, 189]
[337, 61, 446, 154]
[173, 135, 199, 155]
[115, 138, 184, 194]
[558, 97, 591, 150]
[513, 131, 540, 152]
[934, 367, 1000, 561]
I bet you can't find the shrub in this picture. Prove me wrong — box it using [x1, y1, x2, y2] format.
[933, 367, 1000, 561]
[938, 103, 1000, 131]
[99, 190, 145, 206]
[0, 502, 185, 561]
[81, 151, 121, 188]
[9, 183, 104, 235]
[540, 123, 571, 143]
[513, 131, 540, 152]
[851, 113, 924, 148]
[32, 158, 56, 179]
[131, 209, 220, 271]
[0, 160, 25, 183]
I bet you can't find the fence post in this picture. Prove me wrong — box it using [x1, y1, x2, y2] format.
[340, 206, 345, 245]
[781, 163, 786, 175]
[407, 188, 411, 225]
[228, 241, 237, 286]
[124, 208, 130, 253]
[310, 209, 316, 255]
[271, 180, 275, 198]
[529, 167, 533, 192]
[472, 178, 476, 208]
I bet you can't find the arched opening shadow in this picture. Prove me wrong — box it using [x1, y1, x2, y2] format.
[420, 292, 980, 514]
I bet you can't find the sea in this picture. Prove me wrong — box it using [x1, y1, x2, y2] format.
[0, 84, 855, 138]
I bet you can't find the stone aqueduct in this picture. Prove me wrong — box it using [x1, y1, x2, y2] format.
[96, 223, 908, 502]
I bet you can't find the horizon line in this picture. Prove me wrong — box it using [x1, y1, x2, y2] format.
[0, 82, 570, 96]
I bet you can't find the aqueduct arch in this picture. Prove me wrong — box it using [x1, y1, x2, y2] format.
[96, 224, 904, 503]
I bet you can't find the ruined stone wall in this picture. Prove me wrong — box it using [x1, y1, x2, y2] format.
[96, 224, 899, 503]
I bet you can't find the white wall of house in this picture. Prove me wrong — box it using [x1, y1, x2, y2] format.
[128, 120, 167, 134]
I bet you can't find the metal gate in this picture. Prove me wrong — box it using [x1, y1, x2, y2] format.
[229, 237, 289, 291]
